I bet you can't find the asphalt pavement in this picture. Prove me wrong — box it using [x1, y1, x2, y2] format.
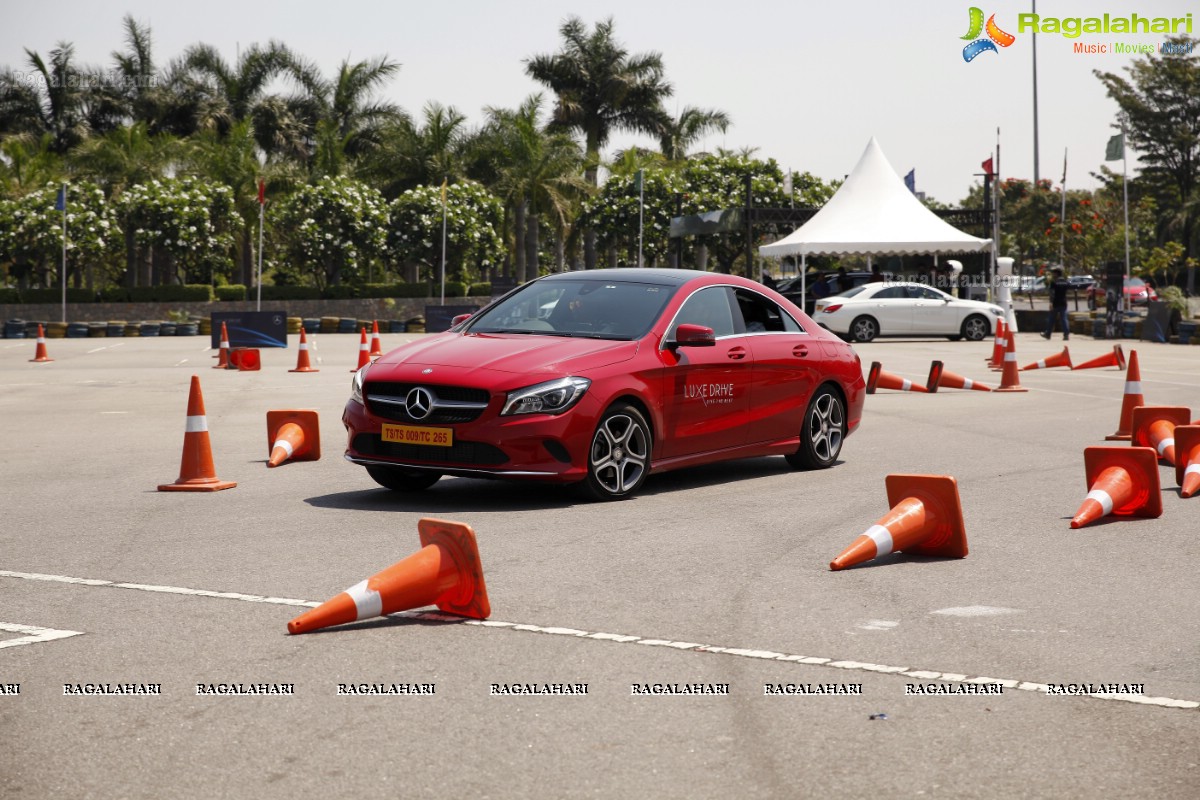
[1, 330, 1198, 799]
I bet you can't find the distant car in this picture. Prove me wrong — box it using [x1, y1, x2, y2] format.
[1015, 275, 1046, 293]
[344, 268, 866, 500]
[779, 271, 877, 315]
[813, 281, 1003, 343]
[1067, 274, 1095, 290]
[1086, 276, 1158, 308]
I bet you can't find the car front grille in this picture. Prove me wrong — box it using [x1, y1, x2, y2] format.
[352, 433, 509, 466]
[365, 382, 491, 424]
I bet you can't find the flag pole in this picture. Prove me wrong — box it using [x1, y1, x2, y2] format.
[60, 183, 67, 323]
[440, 177, 448, 306]
[1060, 148, 1067, 270]
[256, 188, 264, 312]
[637, 169, 644, 268]
[1121, 126, 1130, 277]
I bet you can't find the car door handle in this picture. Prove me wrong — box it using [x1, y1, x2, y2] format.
[727, 346, 747, 360]
[793, 344, 809, 358]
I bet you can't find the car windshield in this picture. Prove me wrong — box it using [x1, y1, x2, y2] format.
[468, 278, 676, 340]
[836, 285, 870, 299]
[1125, 278, 1146, 288]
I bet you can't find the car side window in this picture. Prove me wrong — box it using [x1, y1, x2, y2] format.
[671, 286, 735, 338]
[909, 286, 944, 300]
[733, 288, 802, 333]
[874, 286, 906, 299]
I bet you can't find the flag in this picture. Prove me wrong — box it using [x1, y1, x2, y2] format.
[982, 157, 995, 178]
[440, 178, 448, 204]
[257, 178, 266, 205]
[1062, 149, 1068, 185]
[1105, 132, 1125, 161]
[634, 169, 643, 191]
[904, 169, 915, 194]
[783, 169, 793, 196]
[54, 185, 66, 211]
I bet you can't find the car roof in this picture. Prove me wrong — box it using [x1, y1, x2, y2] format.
[538, 268, 752, 289]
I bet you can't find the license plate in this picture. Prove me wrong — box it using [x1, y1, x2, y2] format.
[381, 423, 453, 447]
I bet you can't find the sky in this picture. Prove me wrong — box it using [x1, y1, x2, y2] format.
[3, 0, 1195, 205]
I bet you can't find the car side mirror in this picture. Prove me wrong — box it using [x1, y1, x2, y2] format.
[451, 313, 473, 327]
[670, 323, 716, 348]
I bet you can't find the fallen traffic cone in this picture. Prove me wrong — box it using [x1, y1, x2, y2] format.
[369, 320, 383, 357]
[289, 328, 319, 373]
[986, 319, 1006, 368]
[1173, 425, 1200, 498]
[830, 474, 967, 570]
[1021, 346, 1072, 371]
[214, 322, 231, 369]
[927, 361, 992, 392]
[158, 375, 237, 492]
[867, 362, 929, 394]
[229, 348, 261, 371]
[287, 518, 490, 634]
[1104, 350, 1144, 441]
[1069, 446, 1161, 529]
[266, 409, 320, 467]
[1130, 406, 1190, 466]
[28, 324, 53, 362]
[1073, 344, 1126, 372]
[351, 327, 370, 372]
[993, 332, 1027, 392]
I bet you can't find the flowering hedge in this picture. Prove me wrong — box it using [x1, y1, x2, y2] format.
[0, 182, 117, 285]
[114, 178, 240, 283]
[271, 176, 389, 288]
[387, 181, 505, 285]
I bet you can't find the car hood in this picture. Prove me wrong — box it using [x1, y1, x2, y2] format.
[371, 332, 640, 377]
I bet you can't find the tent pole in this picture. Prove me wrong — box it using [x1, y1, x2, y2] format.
[801, 254, 807, 314]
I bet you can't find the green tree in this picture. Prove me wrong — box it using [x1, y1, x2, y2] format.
[0, 181, 117, 290]
[0, 134, 64, 197]
[1095, 36, 1200, 288]
[657, 106, 730, 162]
[387, 180, 505, 286]
[360, 102, 471, 199]
[0, 43, 92, 153]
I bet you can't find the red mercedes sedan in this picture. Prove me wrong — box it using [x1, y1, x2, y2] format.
[343, 269, 865, 500]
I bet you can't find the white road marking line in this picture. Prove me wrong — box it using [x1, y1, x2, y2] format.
[931, 606, 1022, 617]
[0, 621, 84, 649]
[858, 620, 900, 631]
[2, 570, 1196, 711]
[174, 359, 189, 366]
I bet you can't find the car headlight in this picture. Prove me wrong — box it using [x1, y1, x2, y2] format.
[501, 377, 591, 416]
[350, 364, 368, 405]
[988, 307, 1003, 316]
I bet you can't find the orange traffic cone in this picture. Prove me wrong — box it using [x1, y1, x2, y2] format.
[1073, 344, 1126, 371]
[927, 361, 992, 392]
[287, 518, 490, 634]
[28, 324, 53, 362]
[158, 375, 237, 492]
[351, 327, 370, 372]
[267, 410, 320, 468]
[369, 320, 384, 357]
[1021, 346, 1072, 371]
[1105, 350, 1143, 441]
[867, 362, 929, 394]
[1173, 425, 1200, 498]
[229, 348, 261, 371]
[987, 319, 1006, 368]
[993, 332, 1027, 392]
[289, 328, 319, 373]
[1130, 406, 1190, 466]
[1069, 446, 1161, 529]
[830, 475, 967, 570]
[214, 322, 231, 369]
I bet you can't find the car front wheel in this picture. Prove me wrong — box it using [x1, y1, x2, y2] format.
[366, 465, 442, 492]
[961, 314, 990, 341]
[786, 385, 845, 470]
[850, 316, 879, 343]
[580, 403, 651, 501]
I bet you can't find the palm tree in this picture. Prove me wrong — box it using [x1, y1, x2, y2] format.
[526, 16, 673, 268]
[481, 94, 588, 281]
[0, 43, 92, 154]
[658, 106, 730, 162]
[360, 102, 471, 198]
[0, 134, 64, 196]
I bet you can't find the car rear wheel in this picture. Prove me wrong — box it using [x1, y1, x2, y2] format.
[961, 314, 990, 341]
[849, 315, 879, 343]
[580, 403, 650, 501]
[366, 465, 442, 492]
[786, 385, 845, 470]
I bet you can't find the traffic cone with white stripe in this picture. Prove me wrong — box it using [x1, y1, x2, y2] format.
[287, 518, 490, 634]
[1073, 344, 1125, 371]
[1131, 406, 1190, 466]
[266, 410, 320, 468]
[289, 328, 319, 373]
[351, 327, 370, 372]
[1105, 350, 1144, 441]
[867, 361, 929, 394]
[1173, 425, 1200, 498]
[986, 319, 1006, 369]
[214, 322, 231, 369]
[1021, 346, 1072, 371]
[28, 324, 53, 362]
[927, 361, 992, 392]
[993, 332, 1028, 392]
[158, 375, 236, 492]
[369, 320, 384, 357]
[1070, 446, 1161, 529]
[830, 475, 967, 570]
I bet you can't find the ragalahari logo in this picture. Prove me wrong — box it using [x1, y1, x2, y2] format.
[962, 7, 1016, 62]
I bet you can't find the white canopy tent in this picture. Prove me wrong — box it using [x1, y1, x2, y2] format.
[759, 137, 993, 306]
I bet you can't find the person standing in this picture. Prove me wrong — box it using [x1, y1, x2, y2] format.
[1042, 267, 1070, 340]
